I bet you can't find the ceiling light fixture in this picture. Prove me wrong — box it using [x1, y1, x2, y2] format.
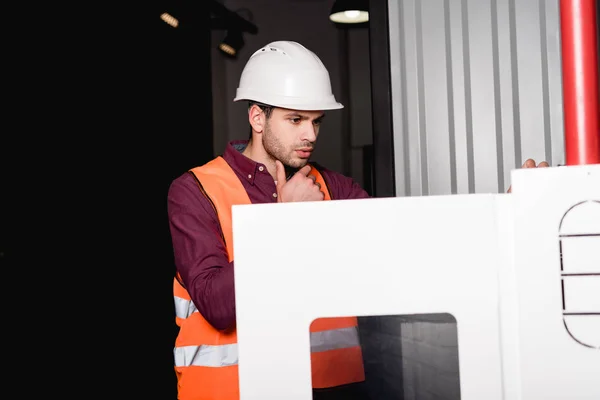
[329, 0, 369, 24]
[219, 30, 245, 58]
[160, 12, 179, 28]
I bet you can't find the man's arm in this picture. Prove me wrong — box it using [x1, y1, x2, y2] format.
[168, 173, 236, 331]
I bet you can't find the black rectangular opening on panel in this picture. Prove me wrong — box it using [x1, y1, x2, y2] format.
[309, 314, 461, 400]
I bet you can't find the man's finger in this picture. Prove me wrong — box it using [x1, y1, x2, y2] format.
[275, 160, 287, 192]
[307, 174, 316, 182]
[522, 159, 536, 168]
[295, 164, 312, 177]
[538, 161, 549, 168]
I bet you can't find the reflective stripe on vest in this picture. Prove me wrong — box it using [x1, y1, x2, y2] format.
[174, 326, 360, 368]
[173, 156, 365, 399]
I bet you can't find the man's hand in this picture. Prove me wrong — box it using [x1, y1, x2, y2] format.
[507, 158, 550, 193]
[275, 160, 324, 202]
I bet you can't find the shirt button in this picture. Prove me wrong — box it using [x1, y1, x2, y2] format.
[248, 174, 252, 179]
[259, 166, 264, 172]
[272, 193, 277, 198]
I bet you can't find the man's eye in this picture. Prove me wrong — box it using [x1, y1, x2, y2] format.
[314, 120, 322, 126]
[290, 118, 301, 124]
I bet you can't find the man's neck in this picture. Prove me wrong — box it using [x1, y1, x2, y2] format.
[242, 139, 278, 180]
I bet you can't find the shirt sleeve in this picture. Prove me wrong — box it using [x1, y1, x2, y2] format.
[167, 172, 236, 331]
[317, 164, 371, 200]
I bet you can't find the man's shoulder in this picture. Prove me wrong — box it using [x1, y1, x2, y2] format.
[309, 161, 370, 200]
[190, 156, 229, 171]
[169, 156, 224, 190]
[310, 161, 351, 181]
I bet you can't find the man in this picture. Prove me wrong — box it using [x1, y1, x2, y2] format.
[168, 40, 370, 400]
[167, 40, 549, 400]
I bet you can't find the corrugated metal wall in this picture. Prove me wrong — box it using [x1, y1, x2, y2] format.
[389, 0, 566, 196]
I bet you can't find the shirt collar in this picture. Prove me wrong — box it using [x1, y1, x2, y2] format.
[222, 140, 267, 185]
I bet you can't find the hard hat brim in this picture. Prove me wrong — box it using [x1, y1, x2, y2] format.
[234, 92, 344, 111]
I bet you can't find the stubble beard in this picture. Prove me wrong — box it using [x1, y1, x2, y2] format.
[262, 122, 310, 169]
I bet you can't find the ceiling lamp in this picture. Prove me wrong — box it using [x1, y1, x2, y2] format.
[329, 0, 369, 24]
[219, 30, 245, 58]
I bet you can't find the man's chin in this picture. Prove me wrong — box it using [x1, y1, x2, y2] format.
[285, 157, 310, 168]
[293, 159, 310, 168]
[282, 159, 309, 177]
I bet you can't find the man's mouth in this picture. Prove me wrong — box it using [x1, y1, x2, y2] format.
[295, 148, 313, 158]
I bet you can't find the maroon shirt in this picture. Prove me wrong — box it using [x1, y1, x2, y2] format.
[167, 140, 370, 330]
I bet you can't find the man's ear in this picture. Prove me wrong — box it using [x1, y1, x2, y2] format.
[249, 104, 265, 133]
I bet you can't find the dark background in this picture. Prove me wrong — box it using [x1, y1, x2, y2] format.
[3, 2, 216, 397]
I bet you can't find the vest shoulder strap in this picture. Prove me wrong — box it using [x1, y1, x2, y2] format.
[189, 157, 250, 261]
[309, 166, 332, 201]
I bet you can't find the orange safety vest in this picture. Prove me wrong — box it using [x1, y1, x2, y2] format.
[172, 156, 365, 400]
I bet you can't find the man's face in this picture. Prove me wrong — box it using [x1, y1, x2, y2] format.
[262, 107, 325, 168]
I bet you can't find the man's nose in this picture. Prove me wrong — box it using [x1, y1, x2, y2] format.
[301, 124, 317, 142]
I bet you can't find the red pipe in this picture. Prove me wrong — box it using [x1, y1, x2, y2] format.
[560, 0, 600, 165]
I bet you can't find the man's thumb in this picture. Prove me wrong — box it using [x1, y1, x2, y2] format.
[275, 160, 286, 191]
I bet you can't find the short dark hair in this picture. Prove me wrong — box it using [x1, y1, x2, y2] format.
[248, 101, 274, 119]
[248, 101, 275, 138]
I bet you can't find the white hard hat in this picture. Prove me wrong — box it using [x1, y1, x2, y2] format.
[233, 41, 343, 110]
